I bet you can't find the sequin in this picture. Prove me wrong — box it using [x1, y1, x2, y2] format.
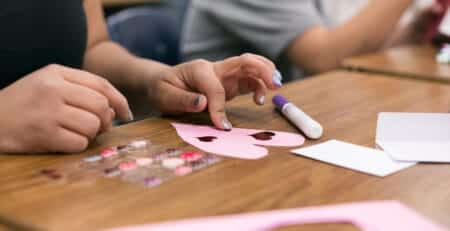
[181, 151, 203, 162]
[136, 157, 153, 166]
[190, 159, 208, 170]
[175, 166, 192, 176]
[100, 148, 118, 158]
[129, 140, 148, 149]
[162, 158, 184, 169]
[119, 160, 137, 171]
[144, 176, 162, 187]
[84, 155, 102, 162]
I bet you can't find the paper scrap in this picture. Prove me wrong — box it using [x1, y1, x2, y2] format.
[291, 140, 415, 177]
[376, 113, 450, 163]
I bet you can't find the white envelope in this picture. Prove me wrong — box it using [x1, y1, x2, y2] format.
[291, 140, 415, 177]
[376, 113, 450, 163]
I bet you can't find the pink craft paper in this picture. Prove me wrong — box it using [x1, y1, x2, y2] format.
[171, 123, 305, 159]
[107, 201, 446, 231]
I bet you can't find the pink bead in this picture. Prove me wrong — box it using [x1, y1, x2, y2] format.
[181, 151, 203, 162]
[101, 148, 118, 158]
[119, 160, 137, 171]
[175, 166, 192, 176]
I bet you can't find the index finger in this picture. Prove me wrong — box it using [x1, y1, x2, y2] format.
[58, 66, 133, 122]
[186, 64, 232, 130]
[213, 53, 282, 89]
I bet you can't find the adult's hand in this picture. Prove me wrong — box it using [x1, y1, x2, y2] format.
[0, 64, 132, 153]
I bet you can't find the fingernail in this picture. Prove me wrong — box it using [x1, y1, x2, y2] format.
[272, 70, 283, 87]
[273, 78, 282, 87]
[258, 95, 265, 105]
[274, 69, 282, 80]
[193, 95, 201, 107]
[110, 108, 116, 119]
[222, 118, 232, 130]
[106, 109, 115, 131]
[128, 110, 134, 122]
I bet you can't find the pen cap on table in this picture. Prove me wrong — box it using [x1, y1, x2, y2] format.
[273, 95, 289, 111]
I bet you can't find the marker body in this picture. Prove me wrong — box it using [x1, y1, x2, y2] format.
[280, 103, 323, 139]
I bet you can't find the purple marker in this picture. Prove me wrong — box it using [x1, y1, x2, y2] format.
[273, 95, 323, 139]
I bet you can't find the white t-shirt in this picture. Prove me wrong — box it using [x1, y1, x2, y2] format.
[321, 0, 434, 28]
[182, 0, 433, 79]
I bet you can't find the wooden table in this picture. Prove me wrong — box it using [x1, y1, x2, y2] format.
[102, 0, 159, 8]
[343, 45, 450, 83]
[1, 71, 449, 231]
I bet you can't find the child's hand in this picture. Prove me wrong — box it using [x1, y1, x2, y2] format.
[146, 54, 282, 130]
[0, 64, 132, 153]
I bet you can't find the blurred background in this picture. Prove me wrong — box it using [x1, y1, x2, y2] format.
[104, 0, 190, 66]
[104, 0, 435, 67]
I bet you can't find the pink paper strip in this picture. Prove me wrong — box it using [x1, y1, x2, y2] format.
[108, 201, 446, 231]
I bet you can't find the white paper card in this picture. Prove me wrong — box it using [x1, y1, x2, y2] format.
[291, 140, 415, 177]
[376, 113, 450, 163]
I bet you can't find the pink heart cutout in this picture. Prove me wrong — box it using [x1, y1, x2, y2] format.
[171, 123, 305, 159]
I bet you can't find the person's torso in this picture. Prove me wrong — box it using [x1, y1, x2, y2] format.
[0, 0, 87, 88]
[182, 0, 327, 81]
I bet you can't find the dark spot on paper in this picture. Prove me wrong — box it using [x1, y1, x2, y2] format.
[250, 131, 276, 141]
[198, 136, 217, 142]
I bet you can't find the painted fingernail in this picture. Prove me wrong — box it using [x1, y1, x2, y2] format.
[193, 95, 201, 107]
[222, 118, 232, 130]
[274, 69, 282, 80]
[272, 70, 283, 87]
[128, 110, 134, 122]
[258, 95, 265, 105]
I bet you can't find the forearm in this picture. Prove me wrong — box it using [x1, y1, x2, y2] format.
[81, 0, 173, 118]
[83, 40, 170, 93]
[333, 0, 413, 53]
[83, 41, 173, 118]
[289, 0, 413, 74]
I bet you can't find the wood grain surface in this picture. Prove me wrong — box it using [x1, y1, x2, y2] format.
[343, 45, 450, 83]
[0, 71, 449, 231]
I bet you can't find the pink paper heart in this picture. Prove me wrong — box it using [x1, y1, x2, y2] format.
[171, 123, 305, 159]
